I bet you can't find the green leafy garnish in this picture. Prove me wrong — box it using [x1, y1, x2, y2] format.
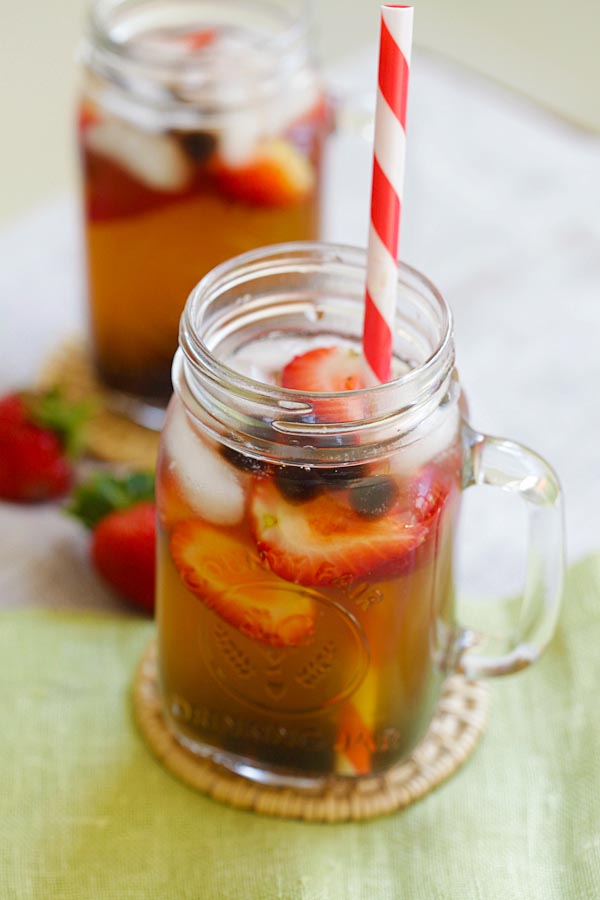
[67, 470, 155, 529]
[27, 388, 93, 457]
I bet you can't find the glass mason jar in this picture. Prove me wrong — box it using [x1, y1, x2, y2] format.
[78, 0, 328, 421]
[156, 242, 564, 786]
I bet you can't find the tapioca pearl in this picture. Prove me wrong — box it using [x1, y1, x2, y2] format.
[165, 404, 245, 526]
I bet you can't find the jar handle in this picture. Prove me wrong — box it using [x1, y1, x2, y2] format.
[454, 425, 565, 678]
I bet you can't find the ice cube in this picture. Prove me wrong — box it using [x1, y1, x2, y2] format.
[391, 404, 460, 475]
[166, 404, 244, 526]
[85, 118, 193, 192]
[218, 108, 263, 166]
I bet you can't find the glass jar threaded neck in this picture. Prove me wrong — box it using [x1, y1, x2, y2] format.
[175, 242, 456, 465]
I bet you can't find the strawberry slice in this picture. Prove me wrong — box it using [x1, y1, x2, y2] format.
[250, 478, 428, 587]
[281, 346, 370, 393]
[410, 464, 455, 522]
[281, 345, 372, 423]
[183, 28, 217, 50]
[170, 519, 316, 647]
[213, 138, 314, 207]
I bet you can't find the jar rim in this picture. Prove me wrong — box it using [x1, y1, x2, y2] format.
[179, 240, 454, 409]
[85, 0, 311, 91]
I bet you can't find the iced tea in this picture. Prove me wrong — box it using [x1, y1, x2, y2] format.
[156, 336, 462, 779]
[154, 241, 565, 786]
[79, 4, 328, 406]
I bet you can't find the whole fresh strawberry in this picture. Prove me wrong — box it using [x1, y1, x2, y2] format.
[0, 389, 90, 502]
[69, 471, 156, 613]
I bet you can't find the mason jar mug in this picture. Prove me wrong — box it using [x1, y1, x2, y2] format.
[79, 0, 329, 419]
[155, 242, 564, 785]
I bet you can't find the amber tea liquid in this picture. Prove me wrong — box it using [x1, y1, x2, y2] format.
[156, 337, 462, 779]
[79, 15, 328, 405]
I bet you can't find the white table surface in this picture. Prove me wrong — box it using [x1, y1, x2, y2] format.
[1, 50, 598, 611]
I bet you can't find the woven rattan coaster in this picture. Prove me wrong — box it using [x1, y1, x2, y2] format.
[38, 339, 160, 469]
[134, 641, 490, 823]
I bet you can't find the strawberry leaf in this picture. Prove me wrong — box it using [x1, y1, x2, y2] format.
[68, 470, 155, 529]
[28, 389, 93, 457]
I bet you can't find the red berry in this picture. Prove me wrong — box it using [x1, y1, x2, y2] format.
[409, 464, 456, 528]
[0, 393, 28, 429]
[91, 502, 156, 613]
[0, 422, 72, 502]
[281, 346, 370, 393]
[213, 139, 314, 207]
[183, 28, 217, 50]
[250, 478, 428, 587]
[0, 387, 90, 503]
[170, 519, 315, 646]
[280, 346, 372, 423]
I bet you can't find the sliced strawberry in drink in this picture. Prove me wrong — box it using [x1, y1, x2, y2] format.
[250, 478, 427, 587]
[170, 519, 316, 647]
[399, 462, 459, 574]
[409, 463, 458, 527]
[183, 28, 217, 50]
[281, 346, 370, 392]
[281, 345, 373, 423]
[213, 138, 314, 207]
[0, 393, 28, 429]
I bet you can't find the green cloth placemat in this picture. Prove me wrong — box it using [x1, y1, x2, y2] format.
[2, 557, 600, 900]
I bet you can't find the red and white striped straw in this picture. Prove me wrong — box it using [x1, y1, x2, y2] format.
[363, 5, 413, 384]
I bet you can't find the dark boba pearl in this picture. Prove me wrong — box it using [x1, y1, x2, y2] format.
[178, 131, 217, 162]
[349, 476, 399, 519]
[274, 466, 324, 504]
[319, 464, 370, 489]
[220, 446, 271, 475]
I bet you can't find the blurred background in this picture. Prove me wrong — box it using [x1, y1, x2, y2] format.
[0, 0, 597, 598]
[0, 0, 597, 225]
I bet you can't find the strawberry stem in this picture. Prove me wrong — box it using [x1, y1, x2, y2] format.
[27, 388, 93, 457]
[67, 470, 155, 529]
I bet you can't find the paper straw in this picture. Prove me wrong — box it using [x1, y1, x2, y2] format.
[335, 6, 414, 777]
[363, 5, 413, 384]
